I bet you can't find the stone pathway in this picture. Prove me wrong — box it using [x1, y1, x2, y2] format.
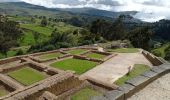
[129, 73, 170, 100]
[80, 52, 153, 86]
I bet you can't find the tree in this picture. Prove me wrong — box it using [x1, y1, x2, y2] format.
[0, 15, 22, 57]
[40, 17, 48, 27]
[128, 26, 153, 50]
[107, 15, 126, 40]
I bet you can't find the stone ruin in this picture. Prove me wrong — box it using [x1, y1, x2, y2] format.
[0, 46, 167, 100]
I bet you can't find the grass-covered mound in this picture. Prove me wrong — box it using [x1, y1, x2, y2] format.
[38, 52, 63, 60]
[71, 88, 101, 100]
[109, 48, 139, 53]
[85, 53, 106, 59]
[8, 67, 47, 86]
[115, 64, 150, 85]
[50, 58, 98, 74]
[66, 49, 87, 55]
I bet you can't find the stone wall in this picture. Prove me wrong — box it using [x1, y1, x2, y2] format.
[91, 63, 170, 100]
[142, 50, 163, 66]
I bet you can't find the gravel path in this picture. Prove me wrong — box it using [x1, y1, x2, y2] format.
[129, 73, 170, 100]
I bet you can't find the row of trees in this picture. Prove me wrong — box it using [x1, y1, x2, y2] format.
[89, 16, 153, 50]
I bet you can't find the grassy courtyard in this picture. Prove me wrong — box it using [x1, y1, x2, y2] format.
[38, 52, 63, 60]
[109, 48, 139, 53]
[8, 67, 47, 86]
[71, 88, 101, 100]
[50, 58, 98, 74]
[66, 49, 87, 55]
[85, 53, 106, 59]
[115, 64, 150, 85]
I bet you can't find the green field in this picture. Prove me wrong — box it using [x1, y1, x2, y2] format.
[66, 49, 87, 55]
[8, 67, 47, 86]
[109, 48, 139, 53]
[115, 64, 150, 85]
[21, 24, 53, 36]
[85, 53, 106, 59]
[71, 88, 101, 100]
[50, 58, 98, 74]
[38, 52, 63, 60]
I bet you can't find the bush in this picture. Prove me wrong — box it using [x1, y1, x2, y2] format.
[16, 49, 24, 55]
[152, 50, 162, 57]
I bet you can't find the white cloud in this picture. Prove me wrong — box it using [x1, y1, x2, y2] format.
[3, 0, 170, 22]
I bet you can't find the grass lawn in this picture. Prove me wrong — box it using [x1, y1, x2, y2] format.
[85, 53, 106, 59]
[50, 58, 98, 74]
[0, 86, 10, 97]
[8, 67, 47, 86]
[38, 52, 63, 60]
[67, 49, 87, 55]
[71, 88, 101, 100]
[115, 64, 150, 85]
[109, 48, 139, 53]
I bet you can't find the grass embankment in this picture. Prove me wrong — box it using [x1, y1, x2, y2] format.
[85, 53, 106, 59]
[109, 48, 139, 53]
[115, 64, 150, 85]
[38, 52, 63, 60]
[151, 43, 170, 58]
[50, 58, 98, 74]
[67, 49, 87, 55]
[8, 67, 47, 86]
[71, 88, 101, 100]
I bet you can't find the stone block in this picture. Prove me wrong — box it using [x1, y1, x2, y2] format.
[159, 64, 170, 71]
[125, 76, 149, 86]
[151, 66, 167, 74]
[104, 90, 124, 100]
[141, 70, 158, 78]
[90, 95, 108, 100]
[118, 84, 135, 99]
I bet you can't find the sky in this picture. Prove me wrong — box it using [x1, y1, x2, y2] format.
[1, 0, 170, 22]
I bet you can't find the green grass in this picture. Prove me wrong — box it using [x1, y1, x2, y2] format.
[109, 48, 139, 53]
[21, 24, 53, 36]
[151, 44, 170, 58]
[19, 31, 36, 46]
[67, 49, 87, 55]
[115, 64, 150, 85]
[86, 53, 106, 59]
[8, 67, 47, 86]
[38, 52, 63, 60]
[0, 87, 10, 97]
[50, 58, 98, 74]
[71, 88, 101, 100]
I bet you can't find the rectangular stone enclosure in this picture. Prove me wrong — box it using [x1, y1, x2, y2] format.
[6, 64, 51, 86]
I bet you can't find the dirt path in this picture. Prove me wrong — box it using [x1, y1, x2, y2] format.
[128, 73, 170, 100]
[80, 52, 153, 86]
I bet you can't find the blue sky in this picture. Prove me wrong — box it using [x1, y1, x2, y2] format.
[1, 0, 170, 22]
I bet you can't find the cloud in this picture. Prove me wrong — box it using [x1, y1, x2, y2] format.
[2, 0, 170, 22]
